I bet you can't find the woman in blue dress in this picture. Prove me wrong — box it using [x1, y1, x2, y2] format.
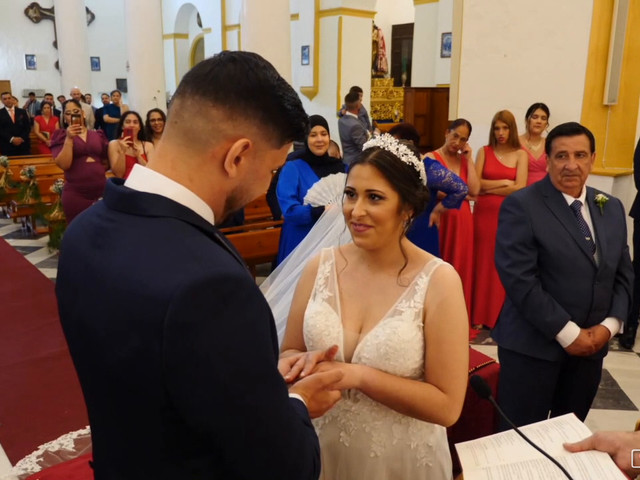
[389, 124, 468, 256]
[276, 115, 345, 264]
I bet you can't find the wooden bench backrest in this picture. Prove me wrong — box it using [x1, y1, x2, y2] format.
[7, 154, 55, 166]
[244, 193, 273, 222]
[225, 227, 281, 268]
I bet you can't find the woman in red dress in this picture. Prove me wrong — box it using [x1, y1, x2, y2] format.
[472, 110, 528, 329]
[33, 101, 59, 154]
[428, 119, 479, 335]
[108, 111, 154, 179]
[519, 102, 550, 185]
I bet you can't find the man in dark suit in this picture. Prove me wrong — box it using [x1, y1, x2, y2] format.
[492, 122, 633, 429]
[56, 52, 343, 479]
[338, 91, 369, 166]
[0, 92, 31, 156]
[620, 138, 640, 349]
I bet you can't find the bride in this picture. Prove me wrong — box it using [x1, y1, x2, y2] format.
[278, 135, 469, 480]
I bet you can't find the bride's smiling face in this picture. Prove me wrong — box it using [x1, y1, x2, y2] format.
[343, 164, 409, 249]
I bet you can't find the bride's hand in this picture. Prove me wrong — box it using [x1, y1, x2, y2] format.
[281, 345, 339, 383]
[312, 361, 362, 391]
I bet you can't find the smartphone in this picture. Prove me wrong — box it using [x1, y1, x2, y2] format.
[71, 114, 82, 126]
[123, 127, 135, 145]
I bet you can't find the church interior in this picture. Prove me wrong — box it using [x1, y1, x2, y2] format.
[0, 0, 639, 478]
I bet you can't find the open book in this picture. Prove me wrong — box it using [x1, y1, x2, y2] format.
[455, 414, 627, 480]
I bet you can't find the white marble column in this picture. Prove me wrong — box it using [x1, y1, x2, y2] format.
[124, 0, 167, 114]
[241, 0, 291, 82]
[54, 0, 91, 97]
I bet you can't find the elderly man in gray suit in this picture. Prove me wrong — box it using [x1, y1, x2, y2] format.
[338, 91, 369, 166]
[492, 122, 633, 429]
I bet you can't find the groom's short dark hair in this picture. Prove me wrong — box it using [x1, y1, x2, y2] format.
[170, 51, 308, 147]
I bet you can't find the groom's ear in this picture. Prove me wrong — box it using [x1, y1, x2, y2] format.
[222, 138, 253, 179]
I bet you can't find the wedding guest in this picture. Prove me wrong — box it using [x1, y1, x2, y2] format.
[472, 110, 527, 329]
[280, 134, 468, 480]
[519, 102, 550, 185]
[328, 140, 342, 161]
[429, 119, 479, 331]
[50, 99, 109, 223]
[32, 101, 59, 154]
[94, 93, 110, 131]
[144, 108, 166, 147]
[276, 115, 345, 264]
[22, 91, 40, 122]
[102, 90, 129, 140]
[389, 123, 469, 257]
[0, 91, 31, 156]
[108, 111, 154, 179]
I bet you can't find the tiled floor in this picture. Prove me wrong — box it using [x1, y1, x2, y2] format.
[0, 216, 638, 476]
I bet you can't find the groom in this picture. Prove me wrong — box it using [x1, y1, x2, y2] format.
[56, 52, 343, 479]
[492, 122, 633, 429]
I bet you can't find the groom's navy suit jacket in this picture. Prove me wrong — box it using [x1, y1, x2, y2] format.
[492, 175, 633, 361]
[56, 179, 320, 479]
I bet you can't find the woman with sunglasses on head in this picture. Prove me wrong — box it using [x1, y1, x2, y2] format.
[108, 111, 154, 179]
[50, 99, 109, 223]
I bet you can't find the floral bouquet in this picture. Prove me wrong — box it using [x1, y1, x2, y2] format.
[18, 165, 41, 204]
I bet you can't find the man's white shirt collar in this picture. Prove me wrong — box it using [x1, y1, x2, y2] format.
[124, 164, 215, 225]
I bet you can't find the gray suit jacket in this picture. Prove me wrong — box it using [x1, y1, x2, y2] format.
[338, 114, 369, 166]
[492, 176, 633, 361]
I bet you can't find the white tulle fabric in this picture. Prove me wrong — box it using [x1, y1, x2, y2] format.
[260, 177, 351, 344]
[305, 248, 452, 480]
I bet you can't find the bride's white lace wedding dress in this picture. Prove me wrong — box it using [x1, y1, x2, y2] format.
[303, 248, 453, 480]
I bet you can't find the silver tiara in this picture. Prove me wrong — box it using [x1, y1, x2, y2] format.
[362, 134, 427, 186]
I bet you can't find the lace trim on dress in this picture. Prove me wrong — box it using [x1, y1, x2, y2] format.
[9, 426, 91, 479]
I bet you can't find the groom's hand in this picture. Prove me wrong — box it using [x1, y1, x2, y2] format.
[289, 368, 344, 418]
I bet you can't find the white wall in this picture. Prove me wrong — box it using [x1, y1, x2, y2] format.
[86, 0, 128, 104]
[374, 0, 414, 75]
[456, 0, 593, 153]
[0, 0, 127, 105]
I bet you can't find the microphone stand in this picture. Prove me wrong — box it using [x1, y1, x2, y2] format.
[470, 375, 574, 480]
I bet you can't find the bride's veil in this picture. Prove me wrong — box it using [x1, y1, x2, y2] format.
[260, 173, 352, 345]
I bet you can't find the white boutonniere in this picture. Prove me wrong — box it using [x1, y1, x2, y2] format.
[594, 193, 609, 215]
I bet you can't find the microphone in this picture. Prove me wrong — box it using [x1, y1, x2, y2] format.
[469, 375, 574, 480]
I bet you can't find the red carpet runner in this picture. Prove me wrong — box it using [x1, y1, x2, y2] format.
[0, 237, 88, 464]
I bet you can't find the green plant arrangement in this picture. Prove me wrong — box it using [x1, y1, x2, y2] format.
[18, 165, 41, 204]
[0, 156, 18, 200]
[46, 179, 66, 251]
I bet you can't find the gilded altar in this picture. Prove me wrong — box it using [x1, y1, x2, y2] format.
[370, 78, 404, 122]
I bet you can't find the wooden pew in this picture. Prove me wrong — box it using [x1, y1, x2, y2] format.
[221, 219, 283, 278]
[1, 157, 64, 233]
[243, 194, 275, 223]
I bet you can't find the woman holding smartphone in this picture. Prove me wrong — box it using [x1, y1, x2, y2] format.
[50, 99, 109, 224]
[108, 111, 154, 179]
